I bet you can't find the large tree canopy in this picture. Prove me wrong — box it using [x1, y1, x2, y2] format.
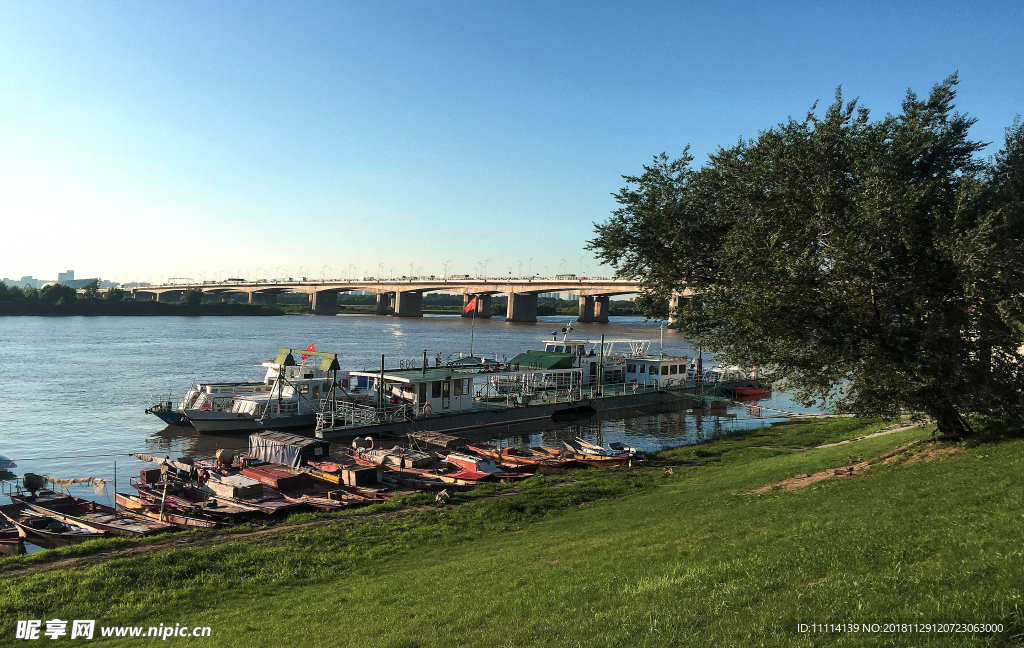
[589, 76, 1024, 436]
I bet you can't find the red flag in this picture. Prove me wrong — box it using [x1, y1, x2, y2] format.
[464, 296, 478, 314]
[301, 343, 315, 360]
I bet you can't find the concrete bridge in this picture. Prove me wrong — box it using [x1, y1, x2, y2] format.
[127, 277, 693, 323]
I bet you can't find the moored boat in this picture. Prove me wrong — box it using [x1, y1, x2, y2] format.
[0, 502, 107, 546]
[562, 439, 632, 467]
[114, 492, 221, 528]
[0, 525, 26, 555]
[9, 489, 174, 538]
[732, 385, 771, 399]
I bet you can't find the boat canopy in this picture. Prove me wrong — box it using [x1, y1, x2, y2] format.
[272, 348, 341, 372]
[509, 351, 575, 370]
[248, 431, 331, 468]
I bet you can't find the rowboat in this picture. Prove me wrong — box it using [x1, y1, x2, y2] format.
[562, 440, 632, 467]
[435, 470, 492, 486]
[732, 385, 770, 399]
[10, 490, 174, 538]
[133, 483, 261, 519]
[444, 452, 533, 480]
[114, 492, 221, 529]
[0, 502, 107, 546]
[466, 443, 566, 470]
[0, 526, 26, 555]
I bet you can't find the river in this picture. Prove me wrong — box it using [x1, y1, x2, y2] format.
[0, 314, 820, 500]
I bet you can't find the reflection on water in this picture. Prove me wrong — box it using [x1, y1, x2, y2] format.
[0, 314, 822, 504]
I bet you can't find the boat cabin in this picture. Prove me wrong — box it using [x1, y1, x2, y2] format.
[347, 368, 476, 414]
[622, 356, 691, 387]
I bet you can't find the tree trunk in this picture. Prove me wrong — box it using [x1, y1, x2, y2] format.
[930, 398, 974, 438]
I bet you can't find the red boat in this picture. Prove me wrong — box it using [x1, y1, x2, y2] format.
[732, 386, 770, 399]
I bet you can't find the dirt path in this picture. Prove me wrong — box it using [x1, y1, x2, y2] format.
[816, 421, 924, 448]
[747, 440, 960, 495]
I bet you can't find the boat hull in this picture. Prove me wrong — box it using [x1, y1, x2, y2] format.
[114, 493, 221, 528]
[148, 409, 191, 427]
[10, 492, 174, 537]
[0, 504, 107, 547]
[185, 411, 317, 434]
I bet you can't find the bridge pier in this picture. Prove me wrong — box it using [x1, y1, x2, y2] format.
[311, 289, 339, 315]
[578, 295, 609, 323]
[393, 291, 423, 317]
[462, 294, 491, 318]
[669, 293, 700, 326]
[376, 292, 392, 315]
[249, 291, 278, 306]
[506, 292, 538, 322]
[156, 290, 184, 303]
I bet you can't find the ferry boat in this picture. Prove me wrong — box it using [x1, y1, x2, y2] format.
[148, 348, 350, 434]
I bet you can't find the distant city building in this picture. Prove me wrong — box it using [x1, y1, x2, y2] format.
[2, 271, 117, 291]
[55, 270, 115, 290]
[1, 276, 50, 289]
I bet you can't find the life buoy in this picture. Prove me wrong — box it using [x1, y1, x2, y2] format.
[201, 403, 211, 411]
[541, 392, 550, 403]
[422, 403, 433, 415]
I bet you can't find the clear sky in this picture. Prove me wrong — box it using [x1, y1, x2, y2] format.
[1, 0, 1021, 284]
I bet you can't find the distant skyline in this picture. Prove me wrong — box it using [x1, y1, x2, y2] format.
[1, 1, 1021, 283]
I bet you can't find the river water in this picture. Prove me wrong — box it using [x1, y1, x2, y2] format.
[0, 314, 819, 503]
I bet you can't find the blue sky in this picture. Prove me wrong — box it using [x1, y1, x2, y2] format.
[1, 0, 1021, 284]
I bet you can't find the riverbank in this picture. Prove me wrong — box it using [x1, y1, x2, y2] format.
[0, 301, 284, 316]
[3, 417, 1019, 646]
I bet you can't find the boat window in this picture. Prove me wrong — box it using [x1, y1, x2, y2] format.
[627, 364, 636, 373]
[555, 345, 564, 353]
[545, 343, 554, 351]
[432, 381, 442, 398]
[638, 364, 645, 373]
[453, 379, 462, 396]
[323, 382, 330, 392]
[670, 365, 678, 375]
[299, 384, 309, 394]
[419, 383, 427, 403]
[312, 386, 320, 400]
[661, 365, 668, 375]
[650, 365, 658, 375]
[463, 378, 470, 394]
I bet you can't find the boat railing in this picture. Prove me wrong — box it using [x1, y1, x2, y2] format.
[316, 400, 379, 430]
[0, 479, 28, 499]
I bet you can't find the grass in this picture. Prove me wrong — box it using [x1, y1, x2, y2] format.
[2, 418, 1022, 647]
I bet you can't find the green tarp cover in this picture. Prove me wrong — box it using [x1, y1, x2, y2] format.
[509, 351, 575, 370]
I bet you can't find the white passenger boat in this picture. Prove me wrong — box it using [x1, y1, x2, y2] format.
[150, 349, 349, 435]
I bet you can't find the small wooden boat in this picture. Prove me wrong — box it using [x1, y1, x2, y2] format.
[436, 470, 491, 486]
[466, 444, 542, 470]
[444, 452, 533, 480]
[0, 526, 26, 556]
[10, 490, 174, 537]
[0, 502, 107, 546]
[732, 385, 770, 399]
[133, 483, 260, 519]
[562, 440, 632, 467]
[114, 492, 220, 529]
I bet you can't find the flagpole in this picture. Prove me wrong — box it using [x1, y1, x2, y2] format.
[470, 302, 476, 359]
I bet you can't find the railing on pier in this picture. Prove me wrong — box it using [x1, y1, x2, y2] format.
[316, 400, 420, 431]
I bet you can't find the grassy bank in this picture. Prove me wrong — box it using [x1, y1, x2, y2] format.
[2, 418, 1021, 646]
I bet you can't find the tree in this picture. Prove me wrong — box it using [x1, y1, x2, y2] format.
[103, 287, 125, 302]
[39, 283, 77, 304]
[589, 75, 1024, 437]
[182, 288, 203, 307]
[82, 279, 100, 299]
